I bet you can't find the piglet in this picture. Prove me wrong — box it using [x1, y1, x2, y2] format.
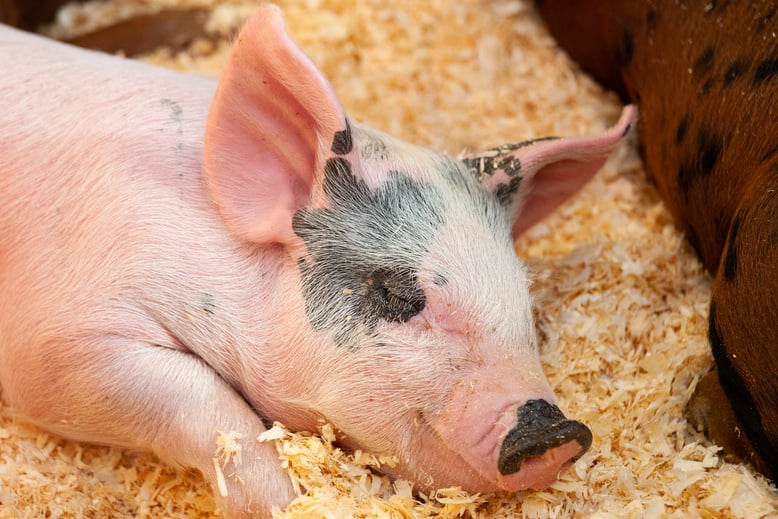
[0, 5, 634, 517]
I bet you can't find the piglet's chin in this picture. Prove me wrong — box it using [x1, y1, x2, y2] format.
[495, 440, 582, 491]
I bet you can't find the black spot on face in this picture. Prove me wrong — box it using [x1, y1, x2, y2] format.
[676, 115, 690, 144]
[331, 119, 353, 155]
[292, 157, 445, 347]
[754, 58, 778, 83]
[723, 60, 746, 86]
[319, 157, 353, 201]
[360, 136, 390, 161]
[361, 268, 426, 323]
[616, 29, 634, 68]
[723, 212, 742, 281]
[693, 47, 715, 79]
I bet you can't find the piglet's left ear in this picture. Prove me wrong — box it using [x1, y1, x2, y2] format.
[465, 105, 637, 238]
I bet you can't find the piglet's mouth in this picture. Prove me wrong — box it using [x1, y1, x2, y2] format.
[497, 400, 592, 489]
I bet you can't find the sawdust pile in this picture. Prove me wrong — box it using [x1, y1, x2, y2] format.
[3, 0, 777, 517]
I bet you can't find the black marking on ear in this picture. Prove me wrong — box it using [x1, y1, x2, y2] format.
[464, 137, 559, 181]
[723, 212, 742, 281]
[494, 177, 522, 207]
[615, 29, 634, 68]
[723, 60, 746, 86]
[693, 47, 715, 79]
[331, 119, 353, 155]
[292, 161, 444, 347]
[498, 156, 522, 177]
[754, 58, 778, 83]
[519, 136, 559, 147]
[675, 115, 690, 144]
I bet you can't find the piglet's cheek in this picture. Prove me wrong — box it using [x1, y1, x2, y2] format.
[420, 287, 467, 335]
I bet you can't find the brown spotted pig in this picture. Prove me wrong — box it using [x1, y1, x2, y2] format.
[537, 0, 778, 480]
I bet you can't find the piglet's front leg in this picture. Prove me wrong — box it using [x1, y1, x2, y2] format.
[6, 337, 295, 518]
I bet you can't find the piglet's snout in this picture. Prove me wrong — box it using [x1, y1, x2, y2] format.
[497, 400, 592, 490]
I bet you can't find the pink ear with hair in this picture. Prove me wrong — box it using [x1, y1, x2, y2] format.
[468, 106, 637, 238]
[204, 5, 348, 245]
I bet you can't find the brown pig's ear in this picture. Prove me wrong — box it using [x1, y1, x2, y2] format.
[465, 105, 637, 238]
[204, 4, 347, 246]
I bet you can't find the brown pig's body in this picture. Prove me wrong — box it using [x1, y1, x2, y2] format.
[537, 0, 778, 479]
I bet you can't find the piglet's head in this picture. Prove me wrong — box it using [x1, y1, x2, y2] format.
[205, 5, 636, 495]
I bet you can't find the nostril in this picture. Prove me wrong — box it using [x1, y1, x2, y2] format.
[498, 399, 593, 475]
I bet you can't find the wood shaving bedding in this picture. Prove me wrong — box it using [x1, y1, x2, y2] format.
[5, 0, 777, 517]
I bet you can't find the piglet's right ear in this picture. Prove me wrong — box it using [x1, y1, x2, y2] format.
[204, 5, 347, 245]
